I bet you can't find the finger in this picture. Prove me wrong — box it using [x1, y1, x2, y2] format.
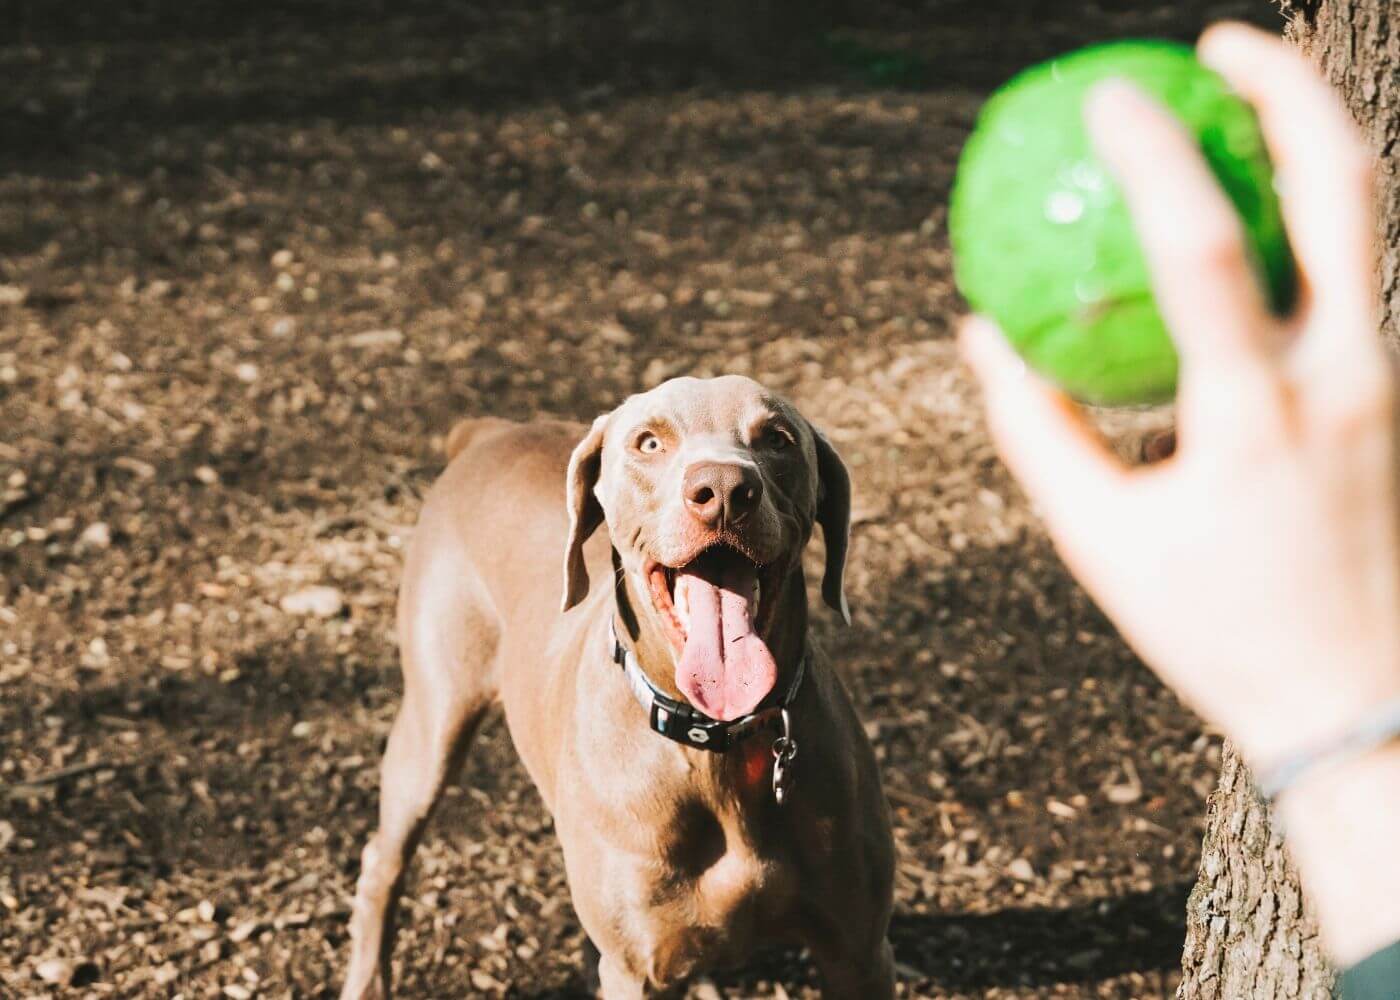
[1199, 23, 1377, 333]
[1086, 80, 1276, 377]
[959, 316, 1128, 532]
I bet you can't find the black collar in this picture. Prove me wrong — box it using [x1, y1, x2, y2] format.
[609, 624, 807, 754]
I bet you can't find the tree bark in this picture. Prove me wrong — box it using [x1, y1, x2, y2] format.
[1177, 744, 1333, 998]
[1285, 0, 1400, 347]
[1178, 3, 1399, 997]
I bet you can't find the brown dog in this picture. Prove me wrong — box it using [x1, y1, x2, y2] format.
[340, 376, 895, 999]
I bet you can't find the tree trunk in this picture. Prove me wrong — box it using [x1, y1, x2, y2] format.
[1284, 0, 1400, 348]
[1178, 3, 1400, 997]
[1177, 744, 1333, 998]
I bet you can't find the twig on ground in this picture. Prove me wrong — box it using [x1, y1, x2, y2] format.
[4, 758, 140, 798]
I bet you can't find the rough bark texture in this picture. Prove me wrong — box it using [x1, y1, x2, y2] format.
[1286, 0, 1400, 346]
[1177, 744, 1333, 998]
[1179, 4, 1399, 997]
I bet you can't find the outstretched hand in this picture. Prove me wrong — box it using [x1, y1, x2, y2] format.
[962, 23, 1400, 770]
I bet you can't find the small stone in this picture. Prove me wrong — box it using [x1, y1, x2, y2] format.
[348, 328, 404, 349]
[234, 363, 259, 383]
[1105, 783, 1142, 804]
[223, 985, 252, 999]
[0, 284, 28, 306]
[1007, 858, 1036, 882]
[271, 249, 294, 268]
[79, 522, 112, 550]
[194, 466, 220, 485]
[279, 586, 344, 618]
[197, 899, 217, 922]
[596, 320, 633, 346]
[35, 958, 74, 985]
[291, 720, 314, 738]
[470, 970, 503, 991]
[229, 919, 262, 943]
[730, 289, 775, 309]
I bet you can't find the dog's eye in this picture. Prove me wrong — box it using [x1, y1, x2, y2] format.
[636, 432, 664, 455]
[760, 426, 794, 450]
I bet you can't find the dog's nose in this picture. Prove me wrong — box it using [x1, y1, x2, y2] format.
[683, 462, 762, 527]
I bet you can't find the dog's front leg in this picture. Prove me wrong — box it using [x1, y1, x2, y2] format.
[813, 936, 896, 1000]
[339, 686, 490, 1000]
[595, 950, 646, 1000]
[595, 948, 693, 1000]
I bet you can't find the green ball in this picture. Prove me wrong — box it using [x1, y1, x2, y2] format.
[949, 40, 1296, 406]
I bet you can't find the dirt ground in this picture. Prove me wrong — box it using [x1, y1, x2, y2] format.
[1, 1, 1283, 997]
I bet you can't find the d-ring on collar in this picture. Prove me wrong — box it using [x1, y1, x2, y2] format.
[609, 623, 806, 754]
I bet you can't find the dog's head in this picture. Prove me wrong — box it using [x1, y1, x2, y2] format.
[561, 375, 851, 721]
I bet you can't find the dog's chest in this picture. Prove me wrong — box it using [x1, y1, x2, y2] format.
[624, 794, 801, 978]
[649, 791, 800, 916]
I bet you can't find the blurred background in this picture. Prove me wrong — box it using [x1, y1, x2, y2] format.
[1, 1, 1278, 997]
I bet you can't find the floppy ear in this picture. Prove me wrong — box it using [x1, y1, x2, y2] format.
[561, 414, 610, 612]
[811, 425, 852, 625]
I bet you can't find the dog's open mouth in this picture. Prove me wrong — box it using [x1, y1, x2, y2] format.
[644, 546, 778, 722]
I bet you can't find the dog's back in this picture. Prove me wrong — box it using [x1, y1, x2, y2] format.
[423, 416, 593, 618]
[396, 416, 608, 795]
[441, 415, 514, 463]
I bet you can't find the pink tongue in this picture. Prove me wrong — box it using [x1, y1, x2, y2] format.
[674, 555, 777, 722]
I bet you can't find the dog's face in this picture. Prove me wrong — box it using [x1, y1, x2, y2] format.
[562, 375, 850, 721]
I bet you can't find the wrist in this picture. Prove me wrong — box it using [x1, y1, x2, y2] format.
[1231, 654, 1400, 769]
[1276, 742, 1400, 965]
[1254, 692, 1400, 800]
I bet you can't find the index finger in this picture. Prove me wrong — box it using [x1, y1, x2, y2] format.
[1086, 81, 1281, 431]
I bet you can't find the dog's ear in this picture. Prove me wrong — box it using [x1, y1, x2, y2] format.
[810, 424, 852, 625]
[561, 413, 610, 612]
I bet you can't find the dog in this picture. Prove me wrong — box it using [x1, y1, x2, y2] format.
[340, 375, 895, 998]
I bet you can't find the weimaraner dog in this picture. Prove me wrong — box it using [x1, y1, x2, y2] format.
[340, 375, 895, 998]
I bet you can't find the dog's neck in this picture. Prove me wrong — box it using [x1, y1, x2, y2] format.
[611, 553, 810, 713]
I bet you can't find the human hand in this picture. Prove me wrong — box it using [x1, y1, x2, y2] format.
[960, 23, 1400, 770]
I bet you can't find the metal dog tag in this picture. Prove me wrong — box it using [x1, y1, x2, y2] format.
[771, 708, 798, 805]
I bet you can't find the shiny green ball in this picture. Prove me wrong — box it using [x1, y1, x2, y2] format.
[950, 40, 1296, 405]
